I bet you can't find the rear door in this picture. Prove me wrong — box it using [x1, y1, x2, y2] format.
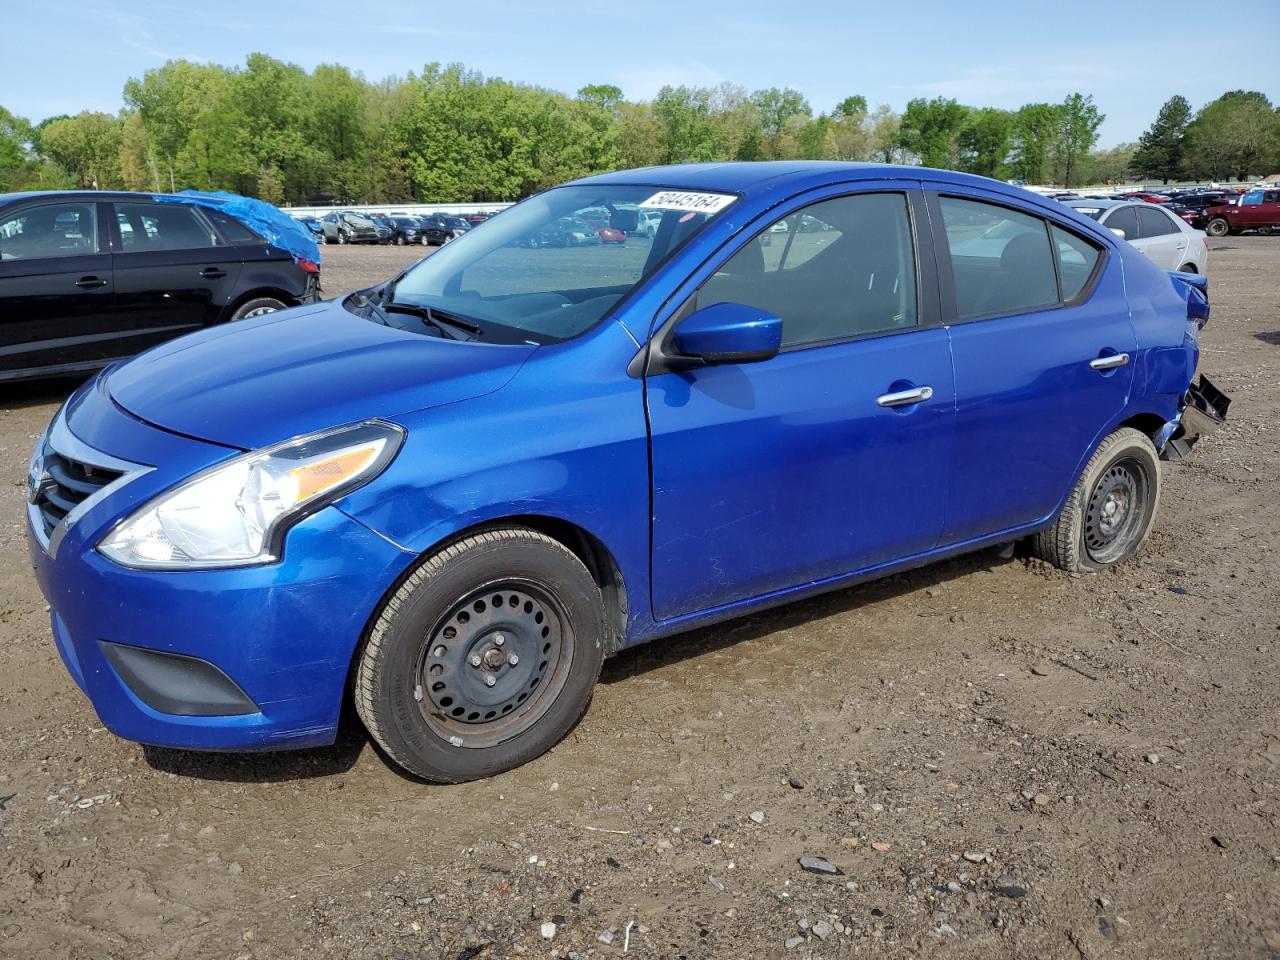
[0, 198, 114, 378]
[108, 199, 243, 349]
[1136, 205, 1188, 268]
[929, 187, 1136, 545]
[646, 185, 955, 621]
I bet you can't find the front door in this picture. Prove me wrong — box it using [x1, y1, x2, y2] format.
[646, 188, 955, 622]
[0, 199, 113, 378]
[930, 187, 1137, 545]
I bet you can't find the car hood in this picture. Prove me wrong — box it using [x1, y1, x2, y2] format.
[106, 300, 536, 449]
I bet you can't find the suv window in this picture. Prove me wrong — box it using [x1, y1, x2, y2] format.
[697, 192, 918, 348]
[1138, 206, 1179, 238]
[116, 202, 219, 252]
[0, 202, 98, 261]
[203, 207, 261, 244]
[939, 197, 1058, 319]
[1104, 205, 1140, 240]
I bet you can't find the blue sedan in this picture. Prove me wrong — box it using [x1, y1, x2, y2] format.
[27, 162, 1227, 781]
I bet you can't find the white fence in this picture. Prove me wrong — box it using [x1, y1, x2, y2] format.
[283, 202, 515, 218]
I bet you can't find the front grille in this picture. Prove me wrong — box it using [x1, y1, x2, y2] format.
[34, 448, 122, 538]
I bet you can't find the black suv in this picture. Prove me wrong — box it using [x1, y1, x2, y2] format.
[0, 191, 321, 383]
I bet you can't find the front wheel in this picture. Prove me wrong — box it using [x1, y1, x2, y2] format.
[1032, 427, 1161, 573]
[355, 527, 607, 782]
[1205, 217, 1230, 238]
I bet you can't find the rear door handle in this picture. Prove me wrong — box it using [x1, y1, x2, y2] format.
[75, 276, 108, 289]
[1090, 353, 1130, 371]
[199, 267, 227, 279]
[877, 385, 934, 408]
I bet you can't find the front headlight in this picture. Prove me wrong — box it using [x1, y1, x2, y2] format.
[99, 420, 404, 569]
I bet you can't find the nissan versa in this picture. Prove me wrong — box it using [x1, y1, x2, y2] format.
[27, 163, 1228, 782]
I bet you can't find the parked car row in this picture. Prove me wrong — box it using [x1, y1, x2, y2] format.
[1063, 199, 1209, 274]
[293, 209, 500, 246]
[1055, 184, 1280, 238]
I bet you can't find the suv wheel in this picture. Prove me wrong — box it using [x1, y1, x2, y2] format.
[355, 527, 607, 782]
[337, 231, 348, 244]
[1032, 427, 1161, 573]
[230, 297, 287, 321]
[1205, 217, 1230, 237]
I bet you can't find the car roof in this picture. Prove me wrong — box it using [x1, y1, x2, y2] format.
[567, 161, 1039, 203]
[0, 189, 229, 206]
[1064, 198, 1134, 211]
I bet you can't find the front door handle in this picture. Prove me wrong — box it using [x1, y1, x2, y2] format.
[877, 385, 934, 408]
[75, 276, 108, 289]
[1089, 353, 1130, 371]
[199, 267, 227, 279]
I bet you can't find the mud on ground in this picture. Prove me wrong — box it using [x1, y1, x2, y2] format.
[0, 239, 1277, 959]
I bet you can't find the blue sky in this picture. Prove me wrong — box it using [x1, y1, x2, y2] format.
[4, 0, 1277, 147]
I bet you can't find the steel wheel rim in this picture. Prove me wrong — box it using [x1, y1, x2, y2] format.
[240, 305, 278, 319]
[1084, 458, 1147, 563]
[414, 578, 573, 749]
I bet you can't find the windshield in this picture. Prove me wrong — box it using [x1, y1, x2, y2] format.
[383, 184, 736, 343]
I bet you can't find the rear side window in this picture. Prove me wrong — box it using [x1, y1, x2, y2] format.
[115, 202, 219, 251]
[0, 202, 97, 261]
[939, 197, 1058, 320]
[204, 207, 261, 244]
[1138, 207, 1179, 238]
[1051, 225, 1102, 301]
[698, 192, 918, 347]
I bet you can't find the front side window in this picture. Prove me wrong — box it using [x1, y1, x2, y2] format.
[940, 197, 1058, 319]
[387, 184, 735, 343]
[0, 202, 98, 261]
[115, 202, 218, 252]
[695, 192, 918, 347]
[1138, 206, 1179, 237]
[1240, 191, 1263, 206]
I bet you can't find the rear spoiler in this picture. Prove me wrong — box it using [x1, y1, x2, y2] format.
[1169, 271, 1210, 328]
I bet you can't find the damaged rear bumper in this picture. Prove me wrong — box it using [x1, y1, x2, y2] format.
[1159, 375, 1231, 462]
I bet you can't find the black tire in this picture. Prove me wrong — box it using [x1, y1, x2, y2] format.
[1177, 262, 1198, 274]
[337, 231, 348, 245]
[395, 235, 405, 246]
[1032, 427, 1161, 573]
[354, 527, 607, 782]
[229, 296, 287, 321]
[1205, 217, 1230, 238]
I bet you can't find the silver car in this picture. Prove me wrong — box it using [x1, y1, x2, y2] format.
[1064, 199, 1208, 275]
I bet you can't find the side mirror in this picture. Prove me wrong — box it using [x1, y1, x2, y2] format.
[672, 302, 782, 365]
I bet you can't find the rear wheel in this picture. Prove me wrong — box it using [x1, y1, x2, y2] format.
[355, 527, 607, 782]
[1177, 262, 1198, 273]
[1205, 217, 1230, 238]
[229, 296, 287, 321]
[1032, 428, 1161, 573]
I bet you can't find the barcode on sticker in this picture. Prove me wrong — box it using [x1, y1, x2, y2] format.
[638, 191, 736, 214]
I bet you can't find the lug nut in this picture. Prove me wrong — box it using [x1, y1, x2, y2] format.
[508, 654, 520, 666]
[494, 634, 505, 646]
[483, 673, 497, 687]
[469, 654, 482, 667]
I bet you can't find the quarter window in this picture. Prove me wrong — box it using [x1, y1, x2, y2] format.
[1050, 225, 1102, 301]
[115, 202, 219, 252]
[204, 207, 261, 244]
[0, 203, 98, 261]
[697, 192, 919, 348]
[939, 197, 1058, 320]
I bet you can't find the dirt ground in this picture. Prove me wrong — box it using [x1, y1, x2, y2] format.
[1, 239, 1277, 960]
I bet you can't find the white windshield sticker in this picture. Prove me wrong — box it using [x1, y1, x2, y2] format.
[639, 190, 736, 214]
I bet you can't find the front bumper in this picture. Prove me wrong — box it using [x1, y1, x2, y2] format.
[27, 385, 416, 751]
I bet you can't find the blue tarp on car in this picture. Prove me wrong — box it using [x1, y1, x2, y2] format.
[152, 190, 321, 266]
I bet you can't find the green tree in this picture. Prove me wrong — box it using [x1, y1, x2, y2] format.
[577, 84, 623, 113]
[37, 112, 124, 188]
[1183, 91, 1279, 180]
[1051, 93, 1103, 187]
[1084, 142, 1137, 185]
[651, 85, 723, 163]
[897, 97, 968, 167]
[1009, 102, 1062, 183]
[0, 106, 37, 191]
[1131, 95, 1191, 183]
[750, 87, 811, 158]
[957, 107, 1013, 178]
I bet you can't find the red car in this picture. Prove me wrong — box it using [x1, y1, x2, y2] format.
[1201, 189, 1280, 236]
[1118, 191, 1172, 204]
[583, 218, 626, 244]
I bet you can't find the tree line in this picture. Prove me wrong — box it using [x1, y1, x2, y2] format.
[1, 54, 1276, 204]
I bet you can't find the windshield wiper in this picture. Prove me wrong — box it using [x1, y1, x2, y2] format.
[383, 301, 482, 341]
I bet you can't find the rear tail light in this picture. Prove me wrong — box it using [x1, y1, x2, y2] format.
[298, 258, 320, 274]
